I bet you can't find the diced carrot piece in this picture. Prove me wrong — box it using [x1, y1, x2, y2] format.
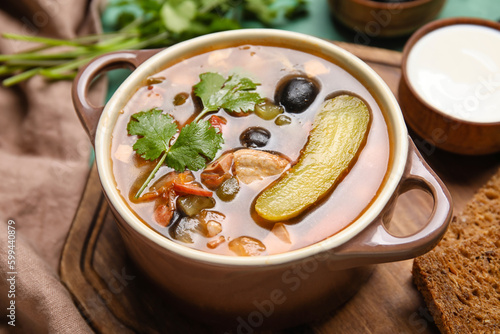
[134, 191, 160, 203]
[207, 236, 225, 249]
[173, 183, 213, 197]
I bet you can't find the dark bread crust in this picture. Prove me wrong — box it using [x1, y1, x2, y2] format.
[413, 169, 500, 334]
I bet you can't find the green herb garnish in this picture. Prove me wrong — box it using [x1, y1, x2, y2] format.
[128, 72, 264, 198]
[128, 109, 223, 198]
[0, 0, 308, 86]
[193, 72, 264, 122]
[127, 108, 178, 161]
[166, 120, 224, 171]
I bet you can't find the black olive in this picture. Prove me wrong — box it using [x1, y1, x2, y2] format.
[240, 127, 271, 148]
[277, 77, 318, 113]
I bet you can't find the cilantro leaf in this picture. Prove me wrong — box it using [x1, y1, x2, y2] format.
[167, 120, 224, 171]
[193, 72, 264, 120]
[127, 108, 178, 161]
[193, 72, 226, 110]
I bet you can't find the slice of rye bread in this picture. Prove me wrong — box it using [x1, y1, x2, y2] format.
[413, 168, 500, 334]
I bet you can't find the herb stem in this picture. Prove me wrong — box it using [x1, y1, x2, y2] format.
[40, 55, 97, 75]
[0, 1, 307, 86]
[2, 67, 41, 86]
[2, 31, 133, 47]
[135, 152, 167, 199]
[0, 49, 89, 62]
[2, 33, 88, 47]
[193, 107, 211, 123]
[7, 59, 68, 67]
[0, 65, 24, 76]
[1, 31, 170, 87]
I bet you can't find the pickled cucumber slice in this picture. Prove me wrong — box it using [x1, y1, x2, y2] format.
[255, 95, 370, 221]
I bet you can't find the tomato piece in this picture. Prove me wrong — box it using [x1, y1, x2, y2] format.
[209, 115, 227, 132]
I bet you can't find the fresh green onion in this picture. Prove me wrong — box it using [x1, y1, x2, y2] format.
[0, 0, 308, 86]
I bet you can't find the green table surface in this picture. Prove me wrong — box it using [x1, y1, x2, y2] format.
[103, 0, 500, 99]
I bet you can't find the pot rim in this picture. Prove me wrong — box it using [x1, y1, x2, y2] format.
[95, 29, 408, 266]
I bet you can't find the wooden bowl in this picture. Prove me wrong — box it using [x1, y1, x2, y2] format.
[399, 18, 500, 155]
[328, 0, 446, 38]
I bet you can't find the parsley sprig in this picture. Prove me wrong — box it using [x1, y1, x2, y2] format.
[128, 109, 223, 198]
[127, 108, 178, 161]
[193, 72, 264, 122]
[128, 72, 263, 198]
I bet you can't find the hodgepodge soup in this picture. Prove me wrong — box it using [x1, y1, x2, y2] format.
[111, 44, 391, 256]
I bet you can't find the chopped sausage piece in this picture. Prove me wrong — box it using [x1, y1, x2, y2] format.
[154, 190, 176, 227]
[154, 204, 173, 227]
[173, 183, 212, 197]
[232, 149, 289, 184]
[201, 153, 234, 190]
[147, 171, 199, 227]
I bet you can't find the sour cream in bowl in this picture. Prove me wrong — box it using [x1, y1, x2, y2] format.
[400, 18, 500, 154]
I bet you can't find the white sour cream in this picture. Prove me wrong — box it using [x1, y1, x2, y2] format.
[407, 24, 500, 123]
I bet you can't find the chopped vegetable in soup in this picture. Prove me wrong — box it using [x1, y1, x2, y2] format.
[111, 45, 391, 256]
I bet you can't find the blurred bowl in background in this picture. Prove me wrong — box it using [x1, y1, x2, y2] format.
[399, 17, 500, 155]
[328, 0, 446, 38]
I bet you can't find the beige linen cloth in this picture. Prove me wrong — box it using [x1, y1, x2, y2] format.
[0, 0, 103, 332]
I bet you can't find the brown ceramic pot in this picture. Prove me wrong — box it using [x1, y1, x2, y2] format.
[72, 29, 452, 330]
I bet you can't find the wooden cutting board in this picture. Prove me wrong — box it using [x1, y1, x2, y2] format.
[59, 42, 500, 334]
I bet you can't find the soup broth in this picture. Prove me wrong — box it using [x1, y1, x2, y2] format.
[111, 44, 391, 256]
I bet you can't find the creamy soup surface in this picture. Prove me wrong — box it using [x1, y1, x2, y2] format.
[111, 44, 391, 256]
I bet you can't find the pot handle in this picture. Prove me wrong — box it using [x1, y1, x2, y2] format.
[72, 49, 162, 144]
[332, 139, 452, 269]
